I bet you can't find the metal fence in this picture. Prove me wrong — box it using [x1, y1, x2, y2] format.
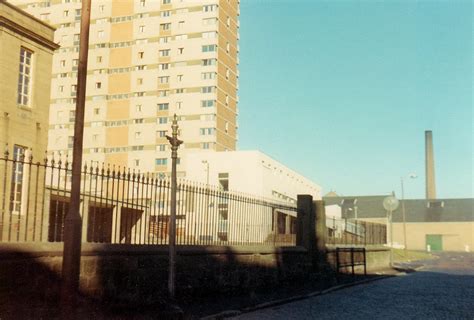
[326, 217, 387, 246]
[0, 151, 297, 246]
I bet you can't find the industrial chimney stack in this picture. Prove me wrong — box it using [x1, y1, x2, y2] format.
[425, 130, 436, 199]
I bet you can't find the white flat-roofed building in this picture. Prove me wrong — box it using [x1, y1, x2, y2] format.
[185, 150, 322, 204]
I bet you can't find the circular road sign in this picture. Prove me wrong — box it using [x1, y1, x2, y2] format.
[383, 196, 399, 211]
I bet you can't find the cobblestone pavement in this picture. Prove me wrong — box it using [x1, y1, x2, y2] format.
[232, 252, 474, 320]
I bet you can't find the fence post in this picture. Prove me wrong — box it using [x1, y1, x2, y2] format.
[296, 194, 314, 250]
[314, 200, 327, 271]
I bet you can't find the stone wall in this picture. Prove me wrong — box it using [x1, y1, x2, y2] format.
[0, 243, 311, 305]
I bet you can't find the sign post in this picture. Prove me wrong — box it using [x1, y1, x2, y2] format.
[383, 195, 399, 267]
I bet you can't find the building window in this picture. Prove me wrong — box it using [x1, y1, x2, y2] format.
[69, 110, 76, 122]
[178, 21, 184, 28]
[157, 144, 166, 152]
[137, 78, 143, 85]
[133, 118, 144, 124]
[158, 117, 168, 124]
[136, 105, 142, 112]
[134, 159, 140, 167]
[201, 72, 216, 80]
[201, 100, 215, 108]
[160, 23, 171, 31]
[157, 130, 167, 137]
[159, 63, 169, 70]
[139, 25, 145, 33]
[175, 88, 184, 94]
[138, 51, 144, 59]
[202, 18, 217, 25]
[159, 36, 170, 44]
[63, 10, 69, 17]
[203, 4, 217, 12]
[94, 107, 100, 115]
[175, 34, 187, 41]
[9, 145, 27, 214]
[99, 5, 105, 12]
[96, 56, 102, 63]
[202, 142, 210, 149]
[202, 31, 217, 39]
[176, 101, 183, 109]
[177, 74, 183, 82]
[71, 84, 77, 93]
[140, 0, 146, 7]
[68, 136, 74, 148]
[157, 103, 169, 110]
[200, 128, 215, 136]
[58, 85, 64, 93]
[201, 86, 215, 94]
[95, 82, 102, 89]
[202, 58, 216, 66]
[97, 30, 104, 38]
[135, 132, 141, 140]
[155, 158, 168, 165]
[158, 90, 168, 97]
[17, 48, 33, 106]
[159, 49, 170, 57]
[202, 45, 217, 53]
[158, 76, 169, 84]
[218, 173, 229, 191]
[177, 47, 184, 55]
[161, 10, 170, 17]
[162, 0, 171, 4]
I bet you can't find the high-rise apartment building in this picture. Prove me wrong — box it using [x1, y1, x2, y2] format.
[10, 0, 239, 176]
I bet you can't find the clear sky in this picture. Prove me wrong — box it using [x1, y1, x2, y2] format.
[237, 0, 473, 200]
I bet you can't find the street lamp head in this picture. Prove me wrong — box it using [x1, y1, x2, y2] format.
[408, 173, 418, 179]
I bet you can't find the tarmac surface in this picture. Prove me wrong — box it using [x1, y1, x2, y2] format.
[231, 252, 474, 320]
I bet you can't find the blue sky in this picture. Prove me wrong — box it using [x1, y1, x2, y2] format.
[237, 0, 473, 199]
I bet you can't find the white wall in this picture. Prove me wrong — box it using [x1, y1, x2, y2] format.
[184, 150, 321, 203]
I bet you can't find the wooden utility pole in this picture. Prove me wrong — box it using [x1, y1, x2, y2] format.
[61, 0, 91, 306]
[166, 115, 183, 298]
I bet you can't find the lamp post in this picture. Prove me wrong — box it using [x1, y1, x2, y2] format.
[401, 173, 417, 256]
[166, 115, 183, 299]
[61, 0, 91, 307]
[383, 195, 399, 267]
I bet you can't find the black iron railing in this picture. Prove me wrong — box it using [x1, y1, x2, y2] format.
[0, 152, 297, 246]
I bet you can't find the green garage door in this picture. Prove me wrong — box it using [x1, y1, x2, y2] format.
[426, 234, 443, 251]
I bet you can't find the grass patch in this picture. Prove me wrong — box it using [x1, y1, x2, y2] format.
[393, 249, 434, 263]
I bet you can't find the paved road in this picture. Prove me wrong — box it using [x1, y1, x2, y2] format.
[232, 252, 474, 320]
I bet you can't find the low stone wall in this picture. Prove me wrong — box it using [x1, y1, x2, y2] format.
[0, 243, 311, 305]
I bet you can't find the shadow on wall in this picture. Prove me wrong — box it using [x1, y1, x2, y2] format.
[0, 243, 383, 319]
